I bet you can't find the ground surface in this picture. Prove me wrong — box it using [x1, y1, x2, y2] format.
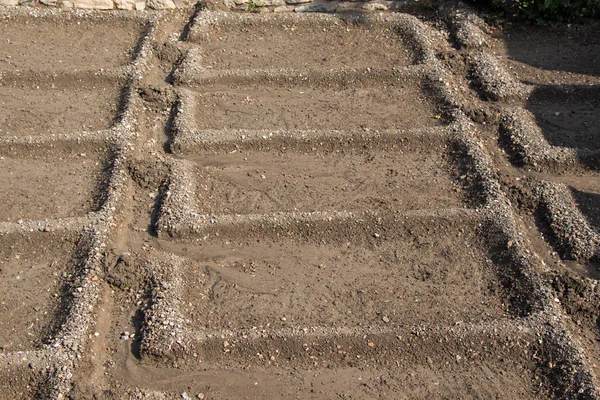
[0, 4, 599, 400]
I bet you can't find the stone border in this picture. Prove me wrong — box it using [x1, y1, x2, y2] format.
[145, 7, 600, 395]
[169, 85, 450, 153]
[0, 12, 157, 231]
[499, 108, 592, 172]
[535, 181, 600, 263]
[446, 8, 599, 172]
[0, 12, 157, 398]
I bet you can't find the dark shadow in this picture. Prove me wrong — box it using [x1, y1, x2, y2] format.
[571, 188, 600, 233]
[162, 102, 178, 154]
[130, 307, 147, 360]
[179, 1, 207, 42]
[499, 22, 600, 78]
[148, 183, 168, 238]
[525, 85, 600, 151]
[478, 221, 538, 317]
[534, 198, 600, 278]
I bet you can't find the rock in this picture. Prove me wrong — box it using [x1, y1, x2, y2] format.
[114, 0, 134, 9]
[0, 0, 19, 5]
[253, 0, 283, 5]
[362, 2, 387, 11]
[40, 0, 57, 5]
[117, 252, 132, 267]
[60, 0, 73, 7]
[146, 0, 175, 9]
[285, 0, 310, 4]
[75, 0, 113, 9]
[273, 5, 292, 12]
[294, 3, 326, 11]
[134, 1, 145, 9]
[382, 316, 390, 323]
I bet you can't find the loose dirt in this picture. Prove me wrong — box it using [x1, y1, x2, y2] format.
[489, 21, 600, 85]
[188, 150, 460, 214]
[0, 232, 81, 352]
[0, 152, 108, 222]
[526, 86, 600, 151]
[192, 81, 441, 131]
[0, 81, 123, 137]
[1, 5, 600, 400]
[0, 14, 144, 72]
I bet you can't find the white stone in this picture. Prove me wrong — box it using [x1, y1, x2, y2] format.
[254, 0, 283, 5]
[294, 2, 326, 11]
[0, 0, 19, 5]
[146, 0, 175, 9]
[60, 0, 73, 7]
[134, 1, 145, 9]
[75, 0, 113, 9]
[362, 2, 387, 10]
[40, 0, 57, 5]
[115, 0, 134, 8]
[273, 5, 291, 11]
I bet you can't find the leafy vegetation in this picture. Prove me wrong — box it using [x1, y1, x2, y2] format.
[469, 0, 600, 24]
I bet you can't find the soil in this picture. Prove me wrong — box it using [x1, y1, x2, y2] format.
[188, 150, 460, 214]
[526, 86, 600, 151]
[0, 151, 109, 222]
[167, 219, 505, 332]
[0, 231, 82, 352]
[489, 21, 600, 85]
[0, 14, 145, 72]
[189, 14, 413, 70]
[192, 81, 441, 131]
[1, 5, 600, 400]
[0, 80, 123, 137]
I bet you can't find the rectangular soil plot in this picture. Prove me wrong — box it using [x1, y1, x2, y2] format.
[0, 153, 109, 222]
[0, 231, 84, 352]
[526, 86, 600, 151]
[0, 15, 145, 72]
[151, 361, 542, 399]
[189, 150, 461, 214]
[192, 82, 440, 131]
[0, 81, 123, 137]
[189, 13, 414, 70]
[163, 217, 508, 332]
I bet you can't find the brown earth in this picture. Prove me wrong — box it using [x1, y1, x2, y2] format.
[188, 150, 460, 214]
[0, 151, 110, 222]
[191, 81, 441, 131]
[0, 5, 599, 400]
[0, 232, 83, 352]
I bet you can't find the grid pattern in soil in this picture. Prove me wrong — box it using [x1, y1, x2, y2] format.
[1, 5, 600, 400]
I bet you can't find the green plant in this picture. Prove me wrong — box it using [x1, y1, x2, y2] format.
[247, 0, 260, 12]
[469, 0, 600, 24]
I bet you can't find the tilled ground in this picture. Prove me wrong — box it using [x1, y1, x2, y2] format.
[0, 4, 599, 399]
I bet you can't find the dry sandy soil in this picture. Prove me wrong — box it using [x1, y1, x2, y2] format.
[0, 4, 599, 400]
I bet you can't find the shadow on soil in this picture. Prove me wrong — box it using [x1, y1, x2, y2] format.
[571, 188, 600, 233]
[525, 85, 600, 152]
[501, 22, 600, 79]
